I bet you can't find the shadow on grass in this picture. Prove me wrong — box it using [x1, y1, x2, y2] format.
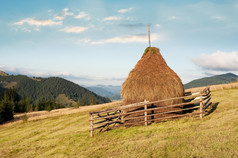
[205, 102, 219, 116]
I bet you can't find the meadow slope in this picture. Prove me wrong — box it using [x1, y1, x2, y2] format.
[0, 88, 237, 157]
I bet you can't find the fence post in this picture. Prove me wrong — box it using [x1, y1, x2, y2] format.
[90, 114, 94, 137]
[144, 99, 148, 126]
[200, 92, 203, 119]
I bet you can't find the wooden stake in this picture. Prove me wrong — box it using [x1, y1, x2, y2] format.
[148, 24, 151, 47]
[90, 114, 94, 137]
[200, 93, 203, 119]
[144, 99, 148, 126]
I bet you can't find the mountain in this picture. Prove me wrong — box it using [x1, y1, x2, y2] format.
[86, 85, 121, 100]
[184, 73, 238, 89]
[0, 72, 111, 106]
[87, 87, 114, 97]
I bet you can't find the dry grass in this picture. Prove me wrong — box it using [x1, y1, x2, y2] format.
[1, 81, 17, 88]
[1, 101, 122, 127]
[0, 88, 237, 157]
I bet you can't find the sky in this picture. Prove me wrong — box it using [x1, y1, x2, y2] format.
[1, 0, 238, 86]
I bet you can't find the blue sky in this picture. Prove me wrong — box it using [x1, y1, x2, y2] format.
[1, 0, 238, 86]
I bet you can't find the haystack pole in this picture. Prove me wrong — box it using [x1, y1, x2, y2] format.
[148, 24, 151, 47]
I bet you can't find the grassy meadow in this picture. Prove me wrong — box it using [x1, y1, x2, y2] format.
[0, 88, 238, 157]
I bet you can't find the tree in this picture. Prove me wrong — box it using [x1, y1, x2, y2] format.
[0, 91, 14, 124]
[16, 97, 32, 112]
[89, 95, 95, 105]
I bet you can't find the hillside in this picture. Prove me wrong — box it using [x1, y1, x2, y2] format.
[0, 73, 111, 106]
[184, 73, 238, 89]
[0, 70, 8, 76]
[0, 88, 237, 157]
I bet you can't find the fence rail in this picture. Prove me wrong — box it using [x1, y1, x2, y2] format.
[89, 87, 211, 137]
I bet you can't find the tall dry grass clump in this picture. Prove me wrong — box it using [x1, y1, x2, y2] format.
[121, 47, 184, 124]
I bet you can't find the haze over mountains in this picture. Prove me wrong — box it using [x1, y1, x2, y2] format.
[86, 85, 121, 100]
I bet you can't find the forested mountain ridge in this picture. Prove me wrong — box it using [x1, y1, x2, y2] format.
[0, 73, 111, 106]
[184, 73, 238, 89]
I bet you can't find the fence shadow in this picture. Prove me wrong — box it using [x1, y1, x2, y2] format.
[205, 102, 219, 116]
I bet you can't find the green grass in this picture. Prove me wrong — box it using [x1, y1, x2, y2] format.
[0, 88, 238, 157]
[144, 47, 157, 54]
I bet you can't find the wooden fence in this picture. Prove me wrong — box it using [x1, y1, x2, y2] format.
[89, 87, 211, 137]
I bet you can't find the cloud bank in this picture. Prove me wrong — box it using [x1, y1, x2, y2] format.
[14, 18, 62, 26]
[91, 33, 160, 44]
[60, 26, 88, 33]
[118, 8, 133, 13]
[103, 16, 121, 21]
[193, 51, 238, 71]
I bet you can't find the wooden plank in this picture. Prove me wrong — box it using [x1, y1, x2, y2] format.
[137, 94, 201, 107]
[89, 100, 201, 121]
[124, 112, 203, 126]
[90, 120, 123, 131]
[184, 91, 192, 96]
[203, 97, 211, 106]
[89, 113, 123, 121]
[203, 101, 212, 111]
[123, 100, 201, 116]
[203, 94, 211, 101]
[89, 89, 206, 115]
[115, 93, 201, 112]
[90, 107, 121, 115]
[93, 116, 120, 125]
[200, 87, 209, 94]
[124, 105, 200, 121]
[93, 119, 122, 129]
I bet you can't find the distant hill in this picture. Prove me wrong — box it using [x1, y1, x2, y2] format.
[86, 85, 121, 100]
[87, 86, 114, 97]
[184, 73, 238, 89]
[0, 72, 111, 106]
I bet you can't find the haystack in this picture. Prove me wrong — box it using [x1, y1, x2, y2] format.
[121, 47, 184, 124]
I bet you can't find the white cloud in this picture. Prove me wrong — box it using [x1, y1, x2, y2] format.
[118, 8, 133, 13]
[74, 11, 90, 20]
[211, 16, 225, 21]
[54, 8, 73, 20]
[60, 26, 88, 33]
[76, 39, 91, 44]
[14, 18, 62, 26]
[193, 51, 238, 71]
[155, 24, 161, 27]
[91, 34, 160, 44]
[168, 16, 179, 20]
[103, 16, 121, 21]
[21, 27, 32, 33]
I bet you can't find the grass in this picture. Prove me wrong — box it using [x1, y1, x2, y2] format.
[144, 47, 157, 54]
[0, 89, 238, 157]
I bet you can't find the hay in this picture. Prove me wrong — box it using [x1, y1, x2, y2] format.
[121, 47, 184, 124]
